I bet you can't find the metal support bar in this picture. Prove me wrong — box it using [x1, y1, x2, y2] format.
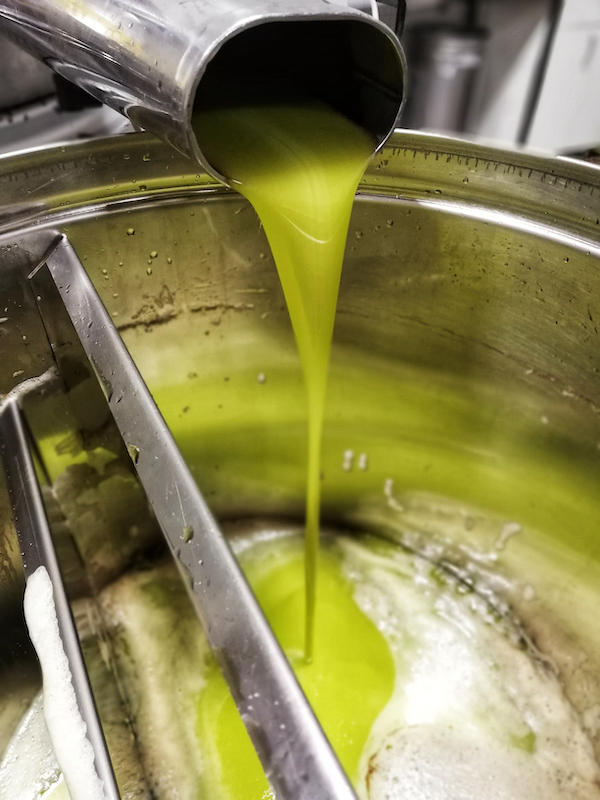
[29, 235, 357, 800]
[0, 398, 121, 800]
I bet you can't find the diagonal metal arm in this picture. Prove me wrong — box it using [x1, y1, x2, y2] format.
[29, 234, 357, 800]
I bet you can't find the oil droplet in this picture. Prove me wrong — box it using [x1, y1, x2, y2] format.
[127, 445, 140, 464]
[523, 584, 536, 601]
[494, 521, 522, 551]
[146, 267, 153, 275]
[182, 525, 194, 543]
[167, 257, 173, 264]
[342, 449, 354, 472]
[150, 251, 158, 259]
[384, 478, 404, 512]
[126, 228, 135, 236]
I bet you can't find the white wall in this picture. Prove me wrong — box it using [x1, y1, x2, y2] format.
[403, 0, 600, 153]
[467, 0, 551, 144]
[528, 0, 600, 151]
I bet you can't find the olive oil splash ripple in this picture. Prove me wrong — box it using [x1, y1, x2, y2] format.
[195, 99, 374, 658]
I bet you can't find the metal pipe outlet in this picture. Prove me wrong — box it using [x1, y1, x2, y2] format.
[0, 0, 406, 182]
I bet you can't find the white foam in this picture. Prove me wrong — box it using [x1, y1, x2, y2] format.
[338, 537, 600, 799]
[23, 566, 106, 800]
[0, 694, 61, 800]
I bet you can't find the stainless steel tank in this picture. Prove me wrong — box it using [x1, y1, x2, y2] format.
[1, 130, 600, 791]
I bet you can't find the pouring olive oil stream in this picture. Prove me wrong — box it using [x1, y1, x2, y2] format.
[194, 91, 374, 660]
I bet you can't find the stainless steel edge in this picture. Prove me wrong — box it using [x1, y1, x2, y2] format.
[31, 235, 358, 800]
[0, 130, 598, 244]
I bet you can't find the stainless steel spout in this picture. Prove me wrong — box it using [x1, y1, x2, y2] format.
[0, 0, 406, 183]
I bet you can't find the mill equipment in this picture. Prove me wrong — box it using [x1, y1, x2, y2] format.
[0, 1, 406, 798]
[1, 1, 600, 799]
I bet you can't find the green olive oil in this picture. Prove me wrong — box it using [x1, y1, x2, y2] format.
[195, 540, 395, 799]
[195, 100, 373, 658]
